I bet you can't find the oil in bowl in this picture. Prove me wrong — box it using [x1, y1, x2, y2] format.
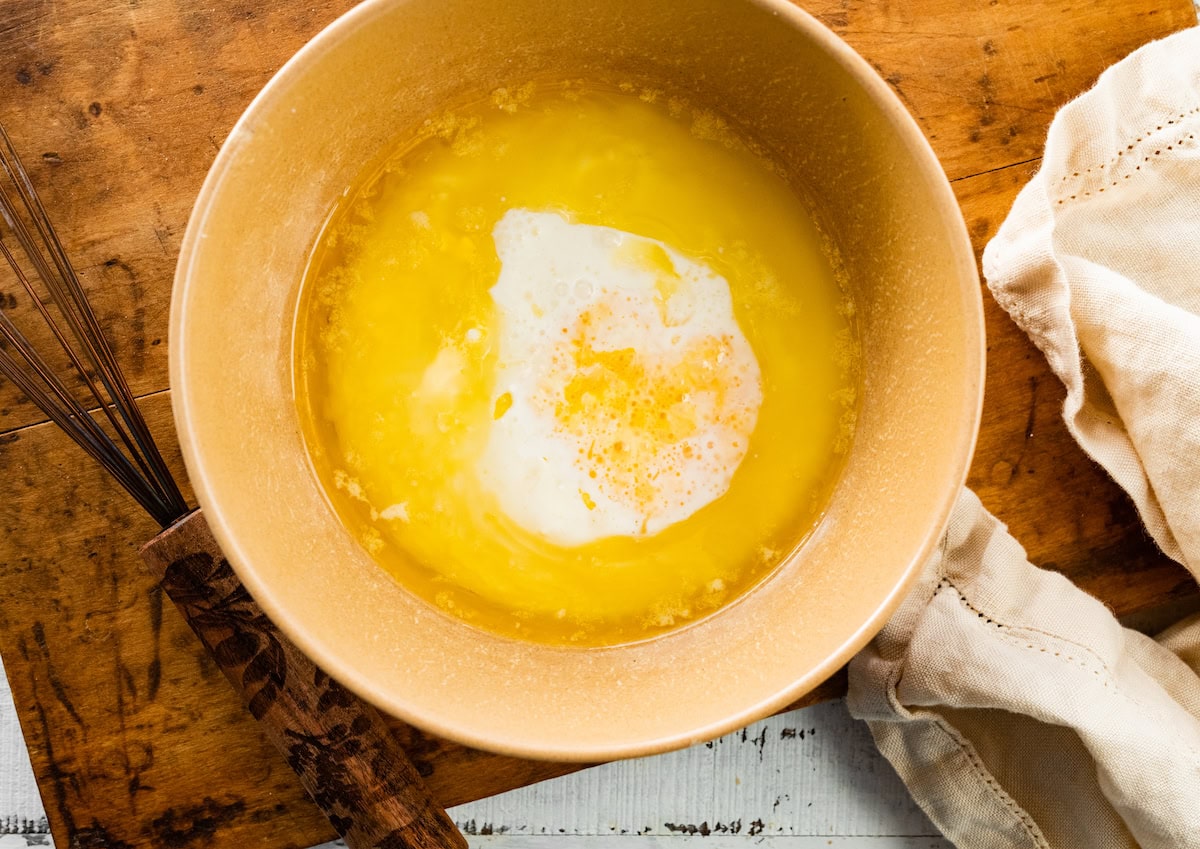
[294, 81, 859, 646]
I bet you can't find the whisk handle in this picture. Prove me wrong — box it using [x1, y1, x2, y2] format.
[140, 509, 466, 849]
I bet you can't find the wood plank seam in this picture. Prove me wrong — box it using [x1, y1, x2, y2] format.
[0, 389, 172, 440]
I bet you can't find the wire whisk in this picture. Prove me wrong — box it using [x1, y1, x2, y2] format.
[0, 124, 466, 849]
[0, 123, 188, 527]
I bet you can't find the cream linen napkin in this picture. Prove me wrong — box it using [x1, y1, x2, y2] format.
[847, 27, 1200, 849]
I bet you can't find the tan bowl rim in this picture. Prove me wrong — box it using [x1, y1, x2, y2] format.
[171, 0, 985, 759]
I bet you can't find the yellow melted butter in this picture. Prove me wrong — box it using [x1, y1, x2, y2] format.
[295, 82, 860, 646]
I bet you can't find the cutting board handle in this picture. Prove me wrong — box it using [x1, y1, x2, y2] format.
[140, 508, 466, 849]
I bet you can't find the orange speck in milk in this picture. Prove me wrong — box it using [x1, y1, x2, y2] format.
[541, 301, 754, 521]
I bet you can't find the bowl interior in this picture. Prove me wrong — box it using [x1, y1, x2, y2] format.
[172, 0, 983, 760]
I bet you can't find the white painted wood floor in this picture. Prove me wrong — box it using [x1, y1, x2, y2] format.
[0, 653, 949, 849]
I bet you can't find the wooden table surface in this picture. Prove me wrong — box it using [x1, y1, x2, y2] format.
[2, 1, 1198, 848]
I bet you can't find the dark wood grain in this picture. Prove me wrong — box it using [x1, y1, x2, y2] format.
[813, 1, 1193, 182]
[0, 1, 1197, 848]
[141, 510, 466, 849]
[0, 0, 360, 434]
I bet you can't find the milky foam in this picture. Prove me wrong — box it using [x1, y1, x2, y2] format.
[478, 209, 762, 546]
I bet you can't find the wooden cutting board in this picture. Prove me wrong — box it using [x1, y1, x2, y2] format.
[1, 1, 1197, 847]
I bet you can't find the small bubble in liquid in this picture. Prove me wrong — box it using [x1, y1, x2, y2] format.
[574, 278, 594, 299]
[465, 327, 482, 343]
[554, 281, 569, 298]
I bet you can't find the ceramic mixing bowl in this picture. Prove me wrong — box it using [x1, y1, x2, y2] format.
[171, 0, 984, 760]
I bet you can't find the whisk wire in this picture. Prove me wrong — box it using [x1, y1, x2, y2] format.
[0, 134, 175, 492]
[0, 219, 163, 491]
[0, 130, 170, 487]
[0, 285, 160, 504]
[0, 341, 166, 519]
[0, 123, 188, 527]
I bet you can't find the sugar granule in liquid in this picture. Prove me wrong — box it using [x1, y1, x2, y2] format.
[295, 82, 860, 646]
